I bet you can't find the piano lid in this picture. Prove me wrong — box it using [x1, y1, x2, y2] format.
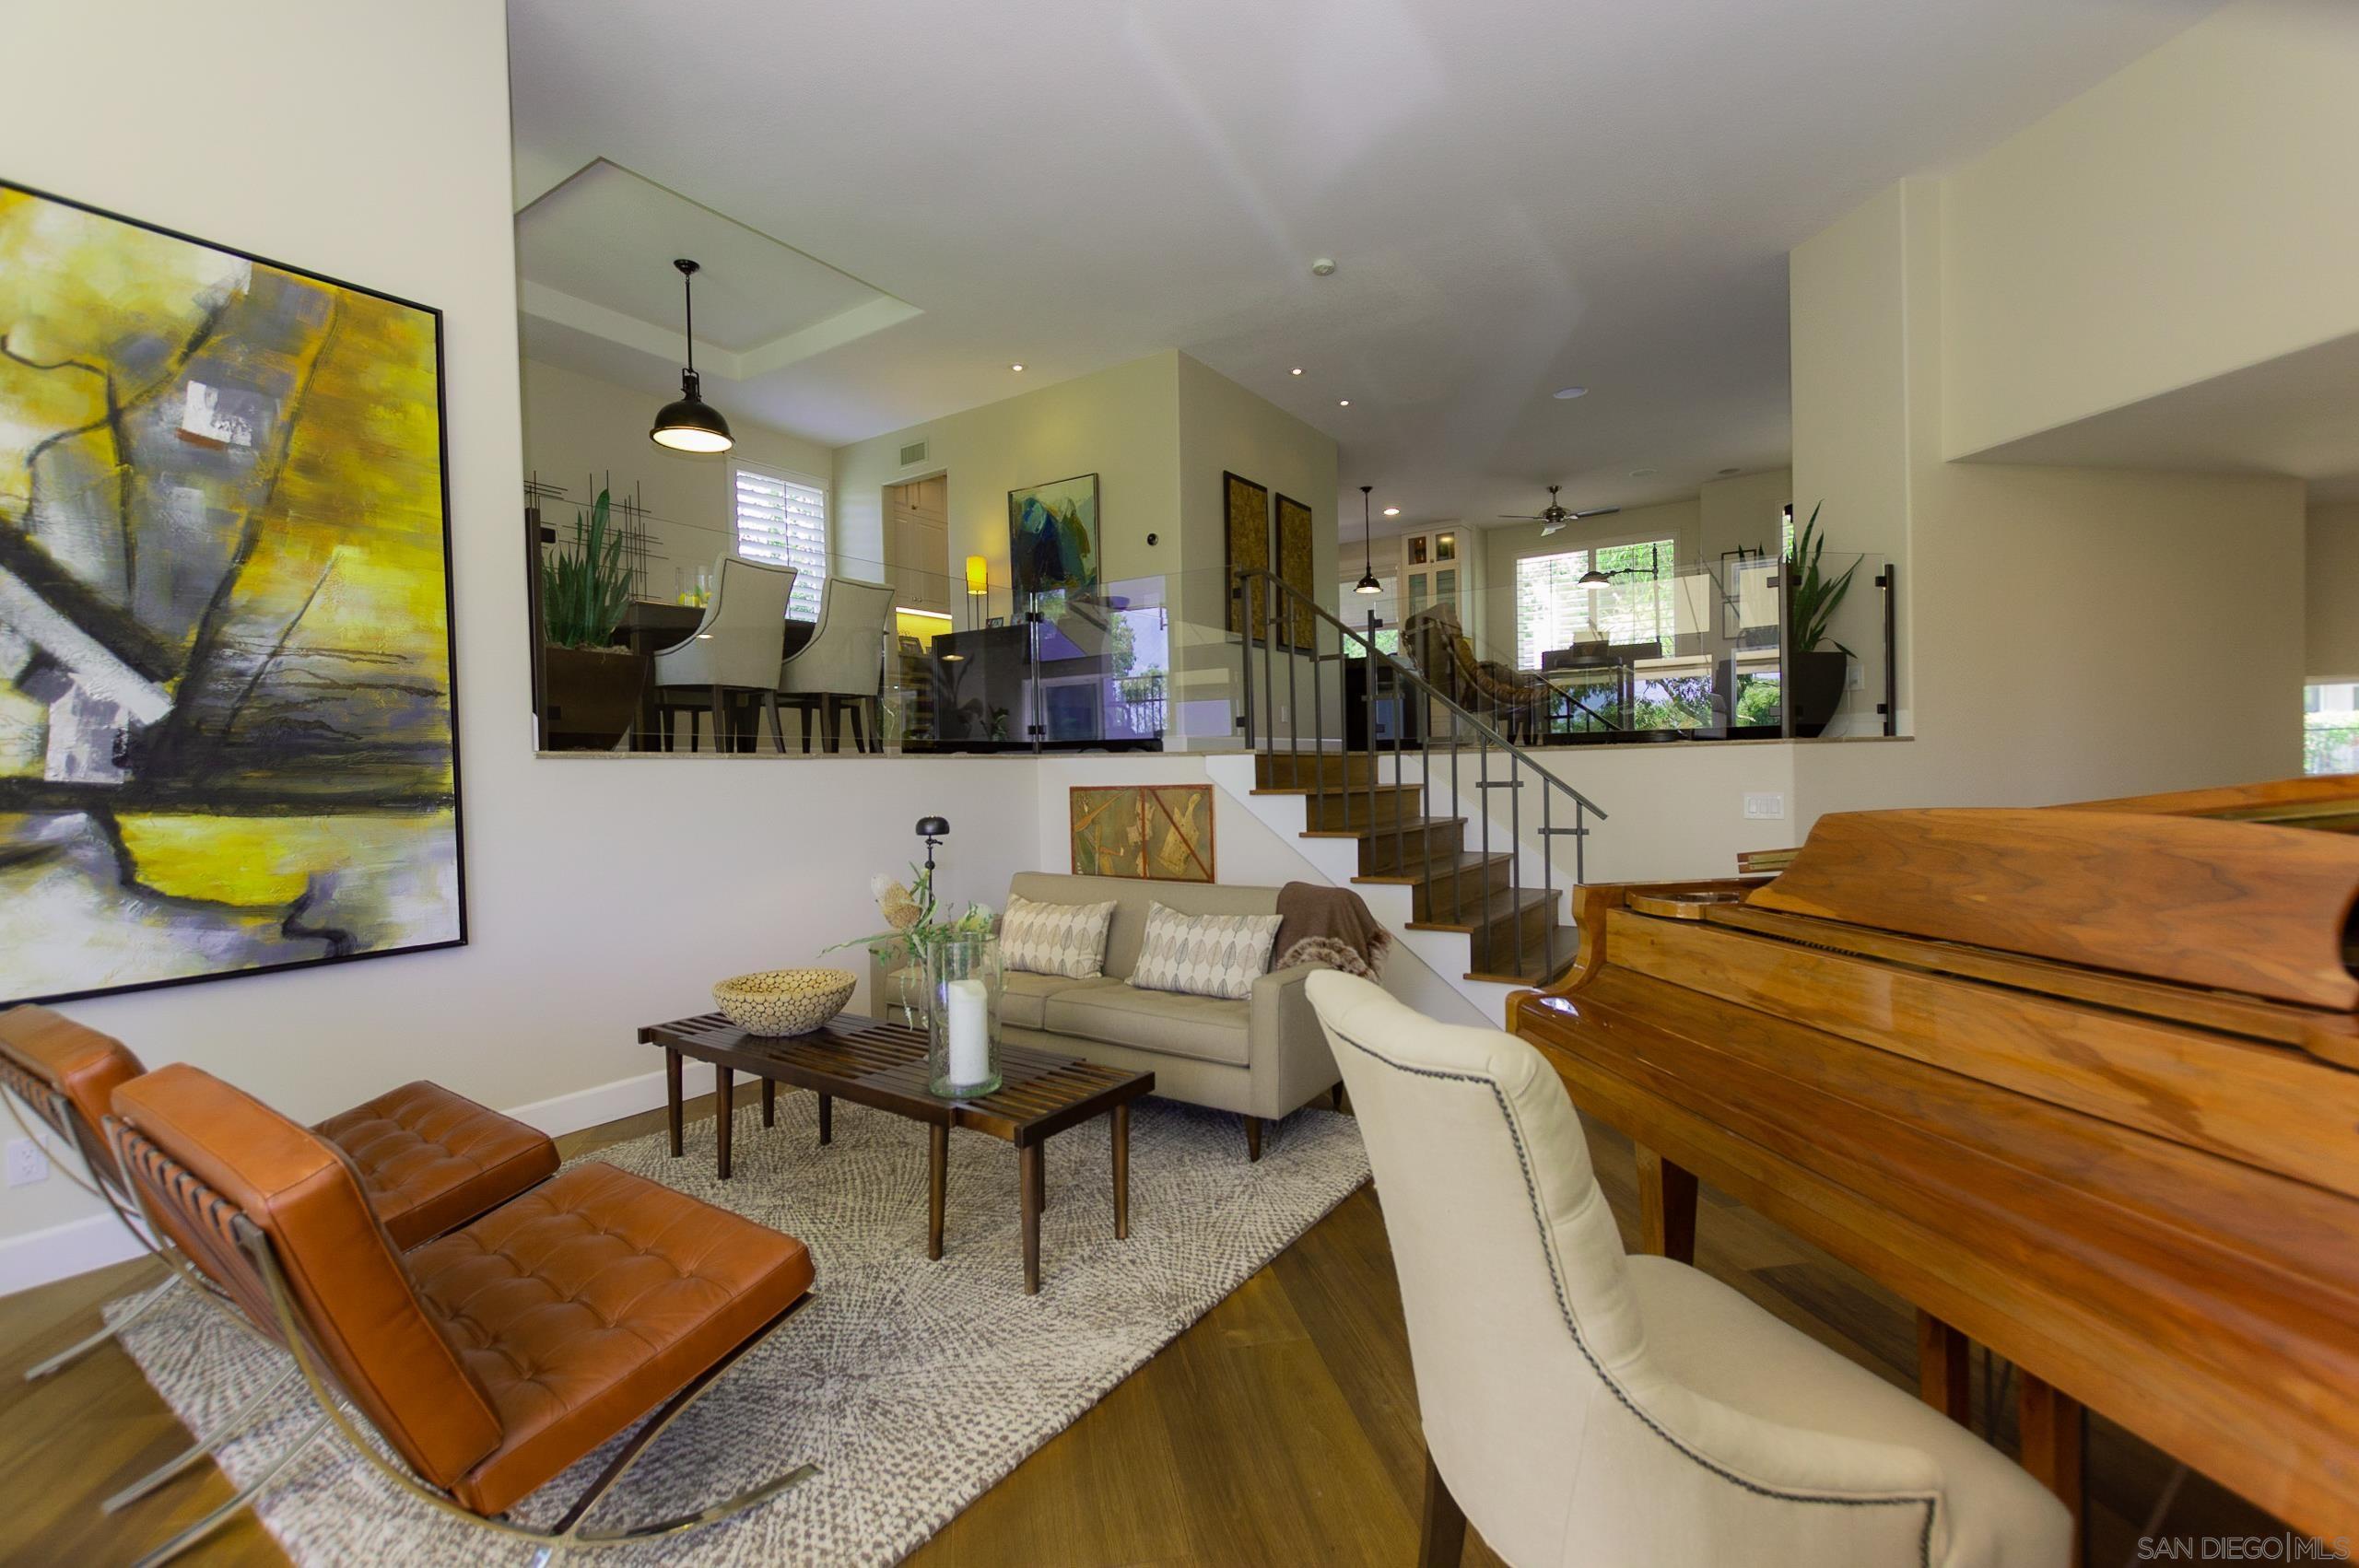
[1744, 803, 2359, 1012]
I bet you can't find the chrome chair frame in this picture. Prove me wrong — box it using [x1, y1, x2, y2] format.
[1, 1058, 299, 1518]
[108, 1121, 817, 1567]
[0, 1062, 209, 1380]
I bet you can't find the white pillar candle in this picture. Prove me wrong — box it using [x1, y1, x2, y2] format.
[945, 977, 990, 1086]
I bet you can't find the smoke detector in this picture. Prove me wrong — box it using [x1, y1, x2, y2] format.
[1309, 258, 1337, 277]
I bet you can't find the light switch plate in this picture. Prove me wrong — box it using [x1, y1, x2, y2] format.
[1743, 792, 1785, 821]
[1846, 664, 1865, 691]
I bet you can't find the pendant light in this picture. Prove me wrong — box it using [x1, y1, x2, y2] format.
[651, 258, 734, 453]
[1354, 486, 1382, 594]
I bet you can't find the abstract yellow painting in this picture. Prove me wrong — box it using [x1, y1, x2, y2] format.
[1069, 785, 1215, 883]
[0, 181, 463, 1003]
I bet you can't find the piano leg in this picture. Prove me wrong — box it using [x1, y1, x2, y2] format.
[2020, 1373, 2086, 1562]
[1917, 1311, 1973, 1423]
[1636, 1146, 1698, 1264]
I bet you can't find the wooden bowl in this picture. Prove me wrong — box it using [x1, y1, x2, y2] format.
[712, 967, 858, 1036]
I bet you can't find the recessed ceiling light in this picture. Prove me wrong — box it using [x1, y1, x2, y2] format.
[1339, 399, 1351, 406]
[1553, 386, 1588, 400]
[1290, 367, 1304, 376]
[1718, 466, 1741, 475]
[1629, 467, 1658, 478]
[1011, 363, 1025, 372]
[1382, 507, 1401, 517]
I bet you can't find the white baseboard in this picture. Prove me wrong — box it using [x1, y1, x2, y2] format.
[0, 1211, 144, 1298]
[0, 1066, 675, 1300]
[504, 1067, 672, 1138]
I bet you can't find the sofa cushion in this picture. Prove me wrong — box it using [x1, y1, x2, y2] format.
[1000, 970, 1097, 1030]
[1000, 893, 1117, 978]
[1043, 979, 1250, 1067]
[1008, 872, 1280, 980]
[1129, 903, 1282, 1000]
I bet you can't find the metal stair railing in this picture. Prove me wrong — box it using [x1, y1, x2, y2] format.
[1230, 568, 1609, 980]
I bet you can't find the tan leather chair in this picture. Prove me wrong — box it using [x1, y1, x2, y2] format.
[1305, 973, 2071, 1568]
[0, 1005, 559, 1370]
[108, 1063, 817, 1567]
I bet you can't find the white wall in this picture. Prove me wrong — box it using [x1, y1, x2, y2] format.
[2309, 503, 2359, 682]
[1790, 175, 2306, 833]
[0, 3, 1057, 1270]
[521, 356, 833, 597]
[833, 352, 1185, 604]
[1941, 0, 2359, 459]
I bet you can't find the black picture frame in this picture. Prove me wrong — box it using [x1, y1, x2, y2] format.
[0, 178, 467, 1007]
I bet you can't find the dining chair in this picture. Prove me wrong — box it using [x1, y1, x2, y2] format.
[651, 555, 798, 752]
[107, 1063, 818, 1567]
[769, 577, 894, 753]
[1303, 973, 2071, 1568]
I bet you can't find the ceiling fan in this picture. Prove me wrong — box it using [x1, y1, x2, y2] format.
[1500, 485, 1620, 537]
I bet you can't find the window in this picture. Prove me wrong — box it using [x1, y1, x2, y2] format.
[732, 462, 827, 621]
[1514, 541, 1675, 668]
[2306, 681, 2359, 776]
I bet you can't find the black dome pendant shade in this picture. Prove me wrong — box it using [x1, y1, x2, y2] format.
[651, 258, 734, 453]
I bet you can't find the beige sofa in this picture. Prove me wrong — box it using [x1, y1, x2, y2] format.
[995, 872, 1338, 1160]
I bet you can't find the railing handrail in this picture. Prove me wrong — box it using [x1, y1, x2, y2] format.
[1228, 568, 1611, 823]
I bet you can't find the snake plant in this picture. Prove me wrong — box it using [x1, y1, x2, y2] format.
[1786, 501, 1860, 657]
[541, 488, 632, 649]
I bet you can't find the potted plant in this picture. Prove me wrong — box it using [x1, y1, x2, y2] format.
[1783, 502, 1860, 739]
[539, 488, 645, 750]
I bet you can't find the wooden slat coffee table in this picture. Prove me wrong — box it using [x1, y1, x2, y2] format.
[639, 1011, 1154, 1293]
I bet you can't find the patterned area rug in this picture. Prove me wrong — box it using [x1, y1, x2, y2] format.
[111, 1093, 1369, 1566]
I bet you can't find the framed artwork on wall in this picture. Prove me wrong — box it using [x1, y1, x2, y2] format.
[1070, 784, 1215, 883]
[0, 180, 465, 1005]
[1223, 471, 1269, 640]
[1008, 472, 1099, 605]
[1275, 492, 1315, 649]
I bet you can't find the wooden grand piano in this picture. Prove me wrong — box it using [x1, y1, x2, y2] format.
[1510, 776, 2359, 1551]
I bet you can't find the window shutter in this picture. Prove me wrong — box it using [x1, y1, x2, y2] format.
[734, 465, 827, 621]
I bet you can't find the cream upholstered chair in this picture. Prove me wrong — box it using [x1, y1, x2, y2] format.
[651, 555, 796, 751]
[769, 576, 893, 753]
[1305, 972, 2072, 1568]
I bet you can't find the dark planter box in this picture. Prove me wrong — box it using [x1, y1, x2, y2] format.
[1788, 649, 1848, 739]
[542, 645, 645, 750]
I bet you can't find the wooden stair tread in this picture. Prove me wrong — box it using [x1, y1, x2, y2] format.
[1465, 927, 1582, 986]
[1300, 816, 1463, 840]
[1352, 850, 1516, 887]
[1405, 885, 1557, 934]
[1252, 783, 1419, 798]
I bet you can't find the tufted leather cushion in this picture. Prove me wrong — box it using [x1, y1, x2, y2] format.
[410, 1162, 815, 1515]
[313, 1082, 559, 1250]
[111, 1065, 506, 1491]
[0, 1005, 146, 1188]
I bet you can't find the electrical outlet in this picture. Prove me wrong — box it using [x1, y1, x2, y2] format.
[1846, 664, 1865, 692]
[6, 1137, 49, 1188]
[1743, 791, 1785, 821]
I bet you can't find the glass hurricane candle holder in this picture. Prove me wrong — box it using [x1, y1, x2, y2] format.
[925, 935, 1003, 1098]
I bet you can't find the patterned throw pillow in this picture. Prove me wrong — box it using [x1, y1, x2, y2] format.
[999, 893, 1118, 979]
[1128, 903, 1284, 1000]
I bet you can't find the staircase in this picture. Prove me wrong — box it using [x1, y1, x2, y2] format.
[1215, 569, 1607, 1015]
[1256, 751, 1578, 984]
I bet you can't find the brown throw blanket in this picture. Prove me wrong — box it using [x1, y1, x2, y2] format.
[1273, 882, 1392, 979]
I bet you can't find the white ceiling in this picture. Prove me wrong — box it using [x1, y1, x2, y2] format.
[506, 0, 2222, 531]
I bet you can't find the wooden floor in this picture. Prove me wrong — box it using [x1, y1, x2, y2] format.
[0, 1090, 2278, 1567]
